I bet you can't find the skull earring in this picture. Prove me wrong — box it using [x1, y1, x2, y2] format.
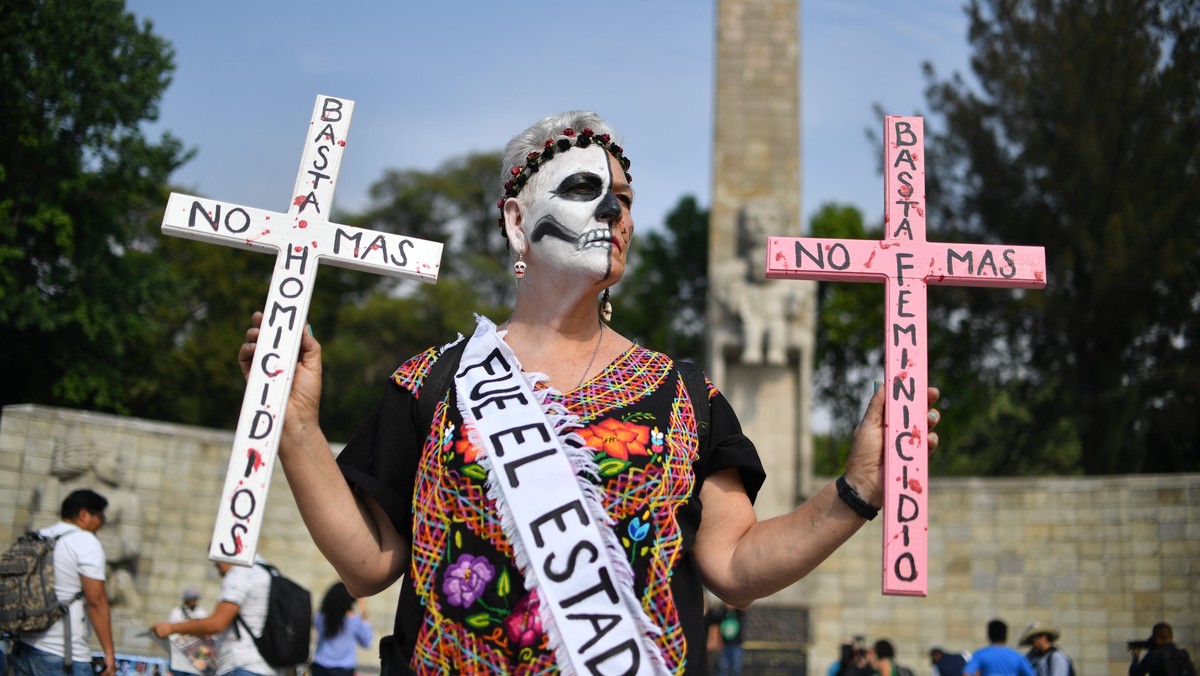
[599, 288, 613, 321]
[514, 256, 526, 279]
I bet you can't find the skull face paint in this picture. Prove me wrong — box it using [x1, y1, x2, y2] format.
[522, 145, 628, 282]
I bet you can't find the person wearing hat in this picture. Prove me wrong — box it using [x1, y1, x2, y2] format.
[1020, 622, 1073, 676]
[165, 587, 211, 676]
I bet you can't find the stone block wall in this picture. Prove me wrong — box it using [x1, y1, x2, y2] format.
[783, 474, 1199, 676]
[0, 404, 392, 667]
[3, 404, 1196, 674]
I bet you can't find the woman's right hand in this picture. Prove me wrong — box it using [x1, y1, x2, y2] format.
[239, 311, 324, 435]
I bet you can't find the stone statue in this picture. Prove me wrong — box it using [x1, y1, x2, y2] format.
[29, 441, 145, 612]
[712, 198, 814, 365]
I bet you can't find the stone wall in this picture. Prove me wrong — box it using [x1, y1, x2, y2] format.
[790, 474, 1199, 676]
[0, 404, 392, 667]
[2, 404, 1196, 675]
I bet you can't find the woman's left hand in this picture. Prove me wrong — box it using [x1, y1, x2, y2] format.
[843, 384, 940, 508]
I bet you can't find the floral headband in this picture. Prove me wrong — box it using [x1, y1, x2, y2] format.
[496, 127, 633, 237]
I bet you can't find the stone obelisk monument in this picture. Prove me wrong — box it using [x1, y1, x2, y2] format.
[708, 0, 816, 535]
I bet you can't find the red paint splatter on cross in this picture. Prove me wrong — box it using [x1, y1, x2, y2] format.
[909, 426, 923, 445]
[775, 251, 785, 261]
[311, 240, 318, 248]
[865, 251, 877, 268]
[293, 196, 306, 206]
[247, 448, 265, 473]
[899, 184, 914, 198]
[338, 140, 346, 147]
[908, 479, 923, 494]
[298, 220, 308, 229]
[294, 246, 303, 253]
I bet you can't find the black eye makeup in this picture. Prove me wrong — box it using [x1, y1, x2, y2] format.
[552, 172, 604, 201]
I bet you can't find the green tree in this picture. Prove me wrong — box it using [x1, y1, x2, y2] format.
[0, 0, 191, 412]
[612, 195, 710, 362]
[919, 0, 1199, 473]
[807, 204, 883, 474]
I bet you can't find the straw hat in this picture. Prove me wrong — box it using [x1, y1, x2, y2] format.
[1019, 622, 1061, 646]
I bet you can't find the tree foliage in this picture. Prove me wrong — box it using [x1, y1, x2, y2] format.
[916, 0, 1200, 473]
[0, 0, 191, 412]
[611, 196, 710, 362]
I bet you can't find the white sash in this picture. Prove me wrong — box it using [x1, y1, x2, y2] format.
[454, 315, 668, 676]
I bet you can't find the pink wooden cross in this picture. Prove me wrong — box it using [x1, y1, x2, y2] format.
[765, 117, 1046, 596]
[161, 95, 443, 566]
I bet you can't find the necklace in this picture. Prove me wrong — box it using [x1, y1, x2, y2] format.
[577, 322, 605, 389]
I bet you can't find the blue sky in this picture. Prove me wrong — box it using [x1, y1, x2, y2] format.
[125, 1, 975, 235]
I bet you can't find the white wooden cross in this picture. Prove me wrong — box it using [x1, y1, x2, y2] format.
[765, 117, 1046, 596]
[161, 95, 443, 566]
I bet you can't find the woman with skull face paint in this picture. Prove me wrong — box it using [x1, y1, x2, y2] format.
[241, 111, 940, 675]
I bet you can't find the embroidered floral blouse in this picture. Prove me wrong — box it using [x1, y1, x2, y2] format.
[338, 338, 765, 675]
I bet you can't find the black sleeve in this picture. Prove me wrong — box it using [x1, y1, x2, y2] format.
[698, 390, 766, 503]
[335, 380, 422, 542]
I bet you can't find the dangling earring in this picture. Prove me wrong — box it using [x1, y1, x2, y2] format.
[513, 256, 526, 279]
[599, 288, 613, 322]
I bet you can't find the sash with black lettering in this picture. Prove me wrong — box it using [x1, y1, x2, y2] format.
[455, 316, 667, 675]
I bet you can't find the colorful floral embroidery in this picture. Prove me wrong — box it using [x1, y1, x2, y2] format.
[504, 591, 542, 648]
[443, 554, 495, 608]
[394, 343, 712, 673]
[579, 417, 651, 460]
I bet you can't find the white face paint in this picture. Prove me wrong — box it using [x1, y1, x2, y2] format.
[521, 145, 626, 282]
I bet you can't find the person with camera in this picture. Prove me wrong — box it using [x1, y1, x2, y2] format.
[1129, 622, 1197, 676]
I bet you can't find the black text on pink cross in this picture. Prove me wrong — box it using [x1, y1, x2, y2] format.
[161, 95, 443, 566]
[765, 117, 1046, 596]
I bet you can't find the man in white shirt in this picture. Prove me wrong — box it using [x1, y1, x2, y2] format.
[167, 587, 212, 676]
[13, 489, 116, 676]
[151, 558, 279, 676]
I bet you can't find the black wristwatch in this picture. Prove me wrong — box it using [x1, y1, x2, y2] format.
[836, 474, 880, 520]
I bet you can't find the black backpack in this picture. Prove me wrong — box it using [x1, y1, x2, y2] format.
[1042, 647, 1076, 676]
[1167, 647, 1198, 676]
[235, 562, 312, 667]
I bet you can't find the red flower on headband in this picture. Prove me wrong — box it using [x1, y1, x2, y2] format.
[582, 128, 594, 137]
[544, 139, 554, 149]
[526, 151, 540, 161]
[562, 128, 575, 137]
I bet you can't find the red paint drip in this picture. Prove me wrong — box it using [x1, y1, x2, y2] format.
[917, 206, 925, 217]
[865, 250, 877, 268]
[775, 251, 785, 261]
[268, 368, 284, 377]
[234, 535, 244, 553]
[899, 184, 914, 198]
[370, 243, 382, 251]
[1035, 271, 1045, 282]
[311, 240, 318, 248]
[338, 140, 346, 147]
[298, 220, 308, 229]
[293, 196, 306, 206]
[909, 478, 923, 494]
[247, 448, 265, 473]
[294, 246, 303, 253]
[880, 241, 898, 249]
[909, 426, 923, 445]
